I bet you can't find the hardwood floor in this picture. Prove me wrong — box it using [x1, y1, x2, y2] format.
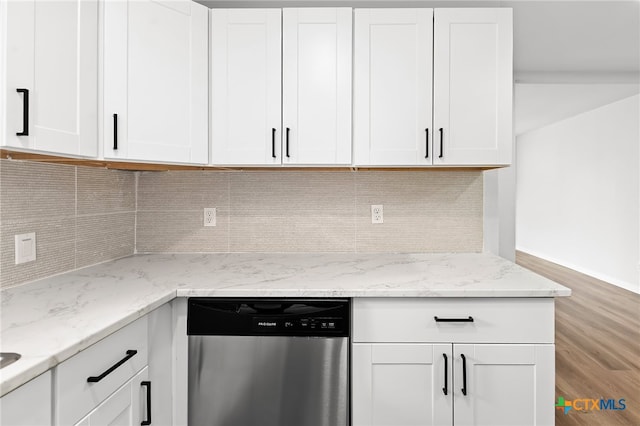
[516, 251, 640, 426]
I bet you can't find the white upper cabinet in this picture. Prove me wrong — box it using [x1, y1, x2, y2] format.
[210, 9, 282, 166]
[354, 9, 433, 166]
[354, 8, 512, 167]
[2, 0, 98, 157]
[433, 8, 513, 166]
[282, 8, 352, 165]
[210, 7, 352, 166]
[103, 0, 208, 164]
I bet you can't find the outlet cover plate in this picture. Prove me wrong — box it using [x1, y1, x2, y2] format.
[204, 208, 217, 227]
[15, 232, 36, 264]
[371, 205, 384, 224]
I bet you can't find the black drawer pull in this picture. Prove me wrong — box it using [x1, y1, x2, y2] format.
[461, 353, 468, 396]
[141, 381, 152, 425]
[113, 113, 118, 150]
[271, 128, 276, 158]
[434, 316, 474, 322]
[442, 353, 448, 395]
[425, 128, 429, 158]
[16, 88, 29, 136]
[439, 128, 443, 158]
[87, 350, 137, 383]
[285, 127, 290, 158]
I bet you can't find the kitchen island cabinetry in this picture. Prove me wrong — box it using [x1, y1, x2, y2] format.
[352, 298, 555, 425]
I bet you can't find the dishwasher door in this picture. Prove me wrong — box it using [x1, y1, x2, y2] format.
[188, 335, 348, 426]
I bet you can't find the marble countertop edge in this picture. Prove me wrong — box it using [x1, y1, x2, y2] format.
[175, 288, 571, 297]
[0, 252, 571, 397]
[0, 290, 177, 396]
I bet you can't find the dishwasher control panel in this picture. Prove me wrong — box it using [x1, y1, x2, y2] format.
[188, 298, 350, 337]
[253, 317, 344, 333]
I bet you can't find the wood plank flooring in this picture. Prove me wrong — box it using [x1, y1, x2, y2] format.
[516, 251, 640, 426]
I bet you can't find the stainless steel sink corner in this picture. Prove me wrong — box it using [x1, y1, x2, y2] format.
[0, 352, 21, 369]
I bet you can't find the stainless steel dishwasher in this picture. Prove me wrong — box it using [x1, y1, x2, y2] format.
[187, 298, 350, 426]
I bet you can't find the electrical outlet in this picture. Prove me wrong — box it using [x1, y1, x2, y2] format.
[15, 232, 36, 264]
[204, 208, 216, 227]
[371, 205, 383, 224]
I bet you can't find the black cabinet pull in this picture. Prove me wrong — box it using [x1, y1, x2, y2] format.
[438, 128, 443, 158]
[113, 113, 118, 150]
[425, 128, 429, 158]
[141, 381, 152, 425]
[434, 316, 474, 322]
[285, 127, 290, 158]
[442, 353, 448, 395]
[87, 350, 137, 383]
[16, 88, 29, 136]
[271, 128, 276, 158]
[461, 353, 467, 396]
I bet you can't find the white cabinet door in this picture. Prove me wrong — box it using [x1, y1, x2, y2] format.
[352, 343, 451, 426]
[354, 9, 433, 166]
[210, 9, 281, 166]
[453, 344, 554, 426]
[148, 303, 174, 425]
[103, 0, 208, 164]
[0, 371, 52, 426]
[282, 8, 352, 165]
[73, 367, 149, 426]
[433, 8, 512, 166]
[2, 0, 97, 157]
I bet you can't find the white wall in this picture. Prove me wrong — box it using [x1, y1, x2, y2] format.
[483, 148, 516, 262]
[516, 94, 640, 293]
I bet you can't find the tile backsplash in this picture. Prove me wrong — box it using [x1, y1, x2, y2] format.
[0, 160, 135, 288]
[137, 170, 483, 254]
[0, 162, 482, 288]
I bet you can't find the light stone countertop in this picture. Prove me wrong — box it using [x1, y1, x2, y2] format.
[0, 252, 570, 397]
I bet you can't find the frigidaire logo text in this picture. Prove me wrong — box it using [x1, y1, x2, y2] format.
[258, 322, 277, 327]
[555, 397, 626, 414]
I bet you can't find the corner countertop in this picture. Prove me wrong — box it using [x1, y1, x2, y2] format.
[0, 252, 570, 396]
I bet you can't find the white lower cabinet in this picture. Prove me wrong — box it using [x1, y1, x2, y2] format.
[453, 344, 554, 426]
[352, 298, 556, 426]
[55, 316, 149, 425]
[0, 371, 52, 426]
[352, 344, 450, 426]
[73, 367, 149, 426]
[147, 302, 175, 426]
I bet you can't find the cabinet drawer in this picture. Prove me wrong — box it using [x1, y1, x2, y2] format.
[55, 316, 148, 426]
[353, 298, 554, 344]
